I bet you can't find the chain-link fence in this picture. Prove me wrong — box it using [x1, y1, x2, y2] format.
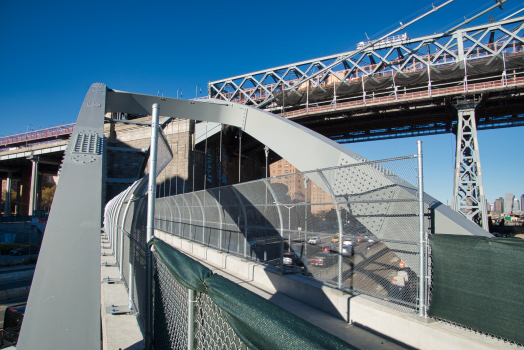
[103, 147, 429, 349]
[154, 154, 430, 314]
[154, 251, 249, 350]
[104, 176, 150, 335]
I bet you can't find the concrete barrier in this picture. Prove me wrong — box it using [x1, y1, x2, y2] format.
[154, 229, 513, 350]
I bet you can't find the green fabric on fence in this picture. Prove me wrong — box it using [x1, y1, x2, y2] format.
[153, 239, 212, 293]
[206, 274, 355, 350]
[428, 234, 524, 345]
[153, 239, 356, 350]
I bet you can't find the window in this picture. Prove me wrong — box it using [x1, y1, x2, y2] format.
[278, 171, 281, 174]
[285, 170, 289, 173]
[273, 171, 275, 174]
[278, 165, 281, 168]
[285, 164, 289, 167]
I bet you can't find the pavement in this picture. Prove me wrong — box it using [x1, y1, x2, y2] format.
[100, 233, 144, 350]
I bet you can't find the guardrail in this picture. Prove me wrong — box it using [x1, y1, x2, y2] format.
[0, 124, 75, 148]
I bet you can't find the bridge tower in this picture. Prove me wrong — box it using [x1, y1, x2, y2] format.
[452, 97, 488, 230]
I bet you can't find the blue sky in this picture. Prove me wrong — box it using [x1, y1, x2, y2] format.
[1, 0, 523, 204]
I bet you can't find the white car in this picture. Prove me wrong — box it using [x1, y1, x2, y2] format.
[342, 240, 353, 246]
[308, 237, 321, 245]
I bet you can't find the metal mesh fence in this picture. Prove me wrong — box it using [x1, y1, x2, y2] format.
[194, 291, 248, 350]
[153, 250, 248, 350]
[153, 253, 189, 349]
[154, 155, 429, 313]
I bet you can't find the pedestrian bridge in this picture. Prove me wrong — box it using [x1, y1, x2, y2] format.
[16, 83, 519, 350]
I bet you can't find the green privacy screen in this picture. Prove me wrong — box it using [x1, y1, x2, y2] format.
[428, 234, 524, 345]
[152, 239, 356, 350]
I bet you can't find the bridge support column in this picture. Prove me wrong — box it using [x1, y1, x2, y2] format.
[3, 172, 12, 216]
[452, 101, 488, 230]
[28, 157, 39, 216]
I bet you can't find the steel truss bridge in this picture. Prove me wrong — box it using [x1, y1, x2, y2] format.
[3, 3, 523, 231]
[208, 6, 524, 230]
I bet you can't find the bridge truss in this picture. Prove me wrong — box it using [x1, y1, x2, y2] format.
[209, 8, 524, 230]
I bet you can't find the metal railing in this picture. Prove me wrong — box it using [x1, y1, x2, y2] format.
[104, 172, 361, 349]
[153, 149, 430, 315]
[0, 124, 75, 148]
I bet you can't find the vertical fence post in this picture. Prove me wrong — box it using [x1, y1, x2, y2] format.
[317, 170, 344, 290]
[263, 179, 284, 271]
[417, 140, 426, 318]
[145, 103, 160, 349]
[187, 289, 196, 350]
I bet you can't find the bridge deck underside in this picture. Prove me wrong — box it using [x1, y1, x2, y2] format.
[291, 85, 524, 143]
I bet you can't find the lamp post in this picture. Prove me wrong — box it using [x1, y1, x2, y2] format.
[195, 85, 201, 99]
[281, 203, 305, 252]
[177, 89, 182, 99]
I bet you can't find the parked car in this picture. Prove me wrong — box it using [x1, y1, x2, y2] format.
[309, 252, 337, 268]
[1, 304, 25, 345]
[308, 237, 321, 245]
[9, 246, 39, 256]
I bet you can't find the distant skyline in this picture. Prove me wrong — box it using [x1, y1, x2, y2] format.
[1, 0, 524, 206]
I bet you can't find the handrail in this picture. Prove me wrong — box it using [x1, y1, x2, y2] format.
[0, 123, 75, 147]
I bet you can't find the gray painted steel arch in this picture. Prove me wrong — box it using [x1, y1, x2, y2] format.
[106, 90, 489, 239]
[20, 83, 490, 350]
[18, 83, 106, 350]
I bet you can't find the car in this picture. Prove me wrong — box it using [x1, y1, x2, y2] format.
[1, 304, 25, 345]
[342, 239, 354, 246]
[331, 233, 340, 243]
[308, 237, 321, 245]
[309, 252, 337, 268]
[340, 247, 352, 256]
[321, 245, 334, 252]
[282, 252, 303, 266]
[9, 246, 39, 256]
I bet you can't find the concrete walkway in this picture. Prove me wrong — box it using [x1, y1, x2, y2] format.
[100, 232, 143, 350]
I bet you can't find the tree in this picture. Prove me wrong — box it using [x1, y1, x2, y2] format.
[41, 185, 56, 209]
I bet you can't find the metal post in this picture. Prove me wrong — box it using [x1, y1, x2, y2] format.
[145, 103, 160, 350]
[304, 177, 308, 269]
[219, 124, 223, 186]
[4, 172, 12, 216]
[28, 157, 39, 216]
[317, 170, 344, 289]
[417, 140, 426, 318]
[393, 72, 398, 100]
[192, 121, 196, 192]
[176, 119, 180, 195]
[263, 179, 284, 271]
[238, 129, 242, 183]
[204, 122, 208, 191]
[187, 289, 195, 350]
[333, 78, 337, 109]
[502, 51, 507, 86]
[362, 76, 366, 105]
[306, 83, 309, 114]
